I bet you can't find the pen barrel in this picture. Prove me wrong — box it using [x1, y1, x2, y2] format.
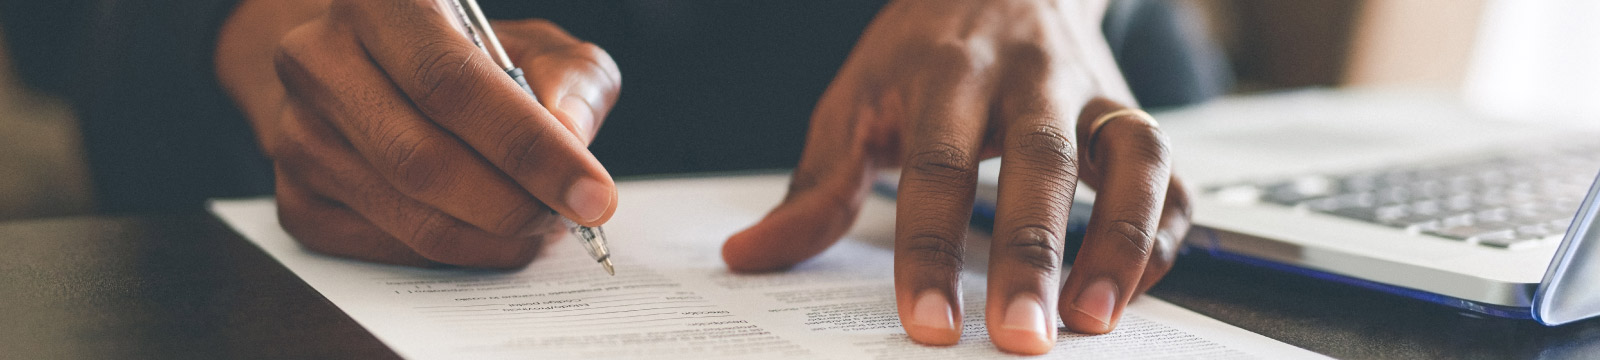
[560, 217, 611, 261]
[507, 68, 536, 101]
[575, 226, 609, 260]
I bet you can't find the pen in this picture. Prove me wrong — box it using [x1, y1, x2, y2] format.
[450, 0, 615, 276]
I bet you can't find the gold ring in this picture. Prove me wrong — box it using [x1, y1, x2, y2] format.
[1085, 108, 1157, 161]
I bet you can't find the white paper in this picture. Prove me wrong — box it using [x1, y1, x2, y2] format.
[210, 174, 1329, 359]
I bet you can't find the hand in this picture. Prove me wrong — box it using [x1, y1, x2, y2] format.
[721, 0, 1192, 354]
[215, 0, 622, 268]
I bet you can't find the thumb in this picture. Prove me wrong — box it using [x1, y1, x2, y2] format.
[723, 97, 880, 272]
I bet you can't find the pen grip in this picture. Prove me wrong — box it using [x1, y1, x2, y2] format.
[507, 67, 537, 101]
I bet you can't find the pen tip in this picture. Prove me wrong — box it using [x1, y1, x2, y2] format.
[601, 258, 615, 276]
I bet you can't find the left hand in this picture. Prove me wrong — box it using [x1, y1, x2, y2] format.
[721, 0, 1192, 355]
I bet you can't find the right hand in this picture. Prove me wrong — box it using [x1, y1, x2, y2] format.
[215, 0, 622, 268]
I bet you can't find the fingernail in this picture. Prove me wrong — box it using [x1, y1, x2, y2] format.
[910, 290, 955, 331]
[558, 95, 595, 139]
[1074, 279, 1118, 328]
[1001, 296, 1051, 345]
[566, 178, 610, 222]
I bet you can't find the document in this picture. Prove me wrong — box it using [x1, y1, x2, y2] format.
[211, 174, 1329, 359]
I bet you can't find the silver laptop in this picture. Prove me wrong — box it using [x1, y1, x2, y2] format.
[967, 90, 1600, 325]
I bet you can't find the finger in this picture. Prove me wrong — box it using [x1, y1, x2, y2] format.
[1058, 98, 1171, 335]
[1134, 177, 1191, 295]
[340, 1, 617, 226]
[273, 20, 549, 239]
[721, 82, 879, 273]
[890, 62, 993, 346]
[984, 100, 1080, 354]
[495, 19, 622, 143]
[273, 103, 550, 268]
[275, 170, 434, 267]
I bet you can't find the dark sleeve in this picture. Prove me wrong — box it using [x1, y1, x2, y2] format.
[2, 0, 270, 214]
[1103, 0, 1233, 109]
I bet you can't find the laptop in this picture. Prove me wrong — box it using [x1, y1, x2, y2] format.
[961, 90, 1600, 325]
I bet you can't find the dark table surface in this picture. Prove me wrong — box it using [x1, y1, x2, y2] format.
[3, 214, 1600, 359]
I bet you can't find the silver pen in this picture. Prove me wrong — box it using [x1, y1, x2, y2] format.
[449, 0, 616, 275]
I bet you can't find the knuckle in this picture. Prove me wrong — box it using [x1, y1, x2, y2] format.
[383, 130, 458, 197]
[495, 123, 555, 177]
[409, 214, 537, 268]
[905, 142, 977, 187]
[406, 212, 471, 264]
[488, 200, 544, 237]
[407, 38, 486, 110]
[265, 117, 309, 162]
[1013, 123, 1079, 173]
[272, 37, 314, 89]
[904, 233, 965, 271]
[1009, 124, 1080, 196]
[270, 108, 330, 164]
[1101, 217, 1155, 259]
[908, 39, 980, 75]
[273, 21, 346, 91]
[268, 135, 308, 165]
[1001, 39, 1053, 71]
[1005, 225, 1063, 272]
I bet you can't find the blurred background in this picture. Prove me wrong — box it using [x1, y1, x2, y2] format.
[0, 0, 1591, 221]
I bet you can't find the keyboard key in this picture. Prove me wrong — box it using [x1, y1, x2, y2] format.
[1219, 144, 1600, 250]
[1549, 219, 1573, 232]
[1479, 236, 1540, 250]
[1374, 187, 1412, 205]
[1426, 226, 1514, 241]
[1439, 213, 1476, 229]
[1443, 195, 1476, 212]
[1403, 220, 1442, 232]
[1515, 224, 1554, 239]
[1412, 180, 1448, 199]
[1474, 208, 1512, 224]
[1342, 174, 1380, 192]
[1305, 192, 1375, 211]
[1410, 200, 1443, 217]
[1262, 177, 1336, 205]
[1212, 185, 1263, 204]
[1321, 207, 1380, 222]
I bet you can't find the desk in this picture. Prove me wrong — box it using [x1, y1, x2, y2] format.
[3, 214, 1598, 359]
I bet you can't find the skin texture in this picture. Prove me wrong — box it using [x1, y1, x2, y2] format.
[216, 0, 1190, 355]
[216, 0, 622, 268]
[720, 0, 1192, 355]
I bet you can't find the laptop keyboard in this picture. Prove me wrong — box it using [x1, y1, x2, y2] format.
[1214, 147, 1600, 250]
